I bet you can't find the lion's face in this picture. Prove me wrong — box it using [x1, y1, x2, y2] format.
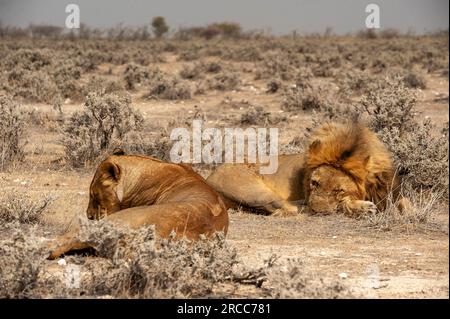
[87, 162, 122, 220]
[308, 165, 360, 214]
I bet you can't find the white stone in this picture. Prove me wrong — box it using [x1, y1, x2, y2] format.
[339, 272, 348, 279]
[57, 259, 67, 266]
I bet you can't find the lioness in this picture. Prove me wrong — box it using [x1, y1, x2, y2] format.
[207, 122, 410, 216]
[48, 149, 229, 259]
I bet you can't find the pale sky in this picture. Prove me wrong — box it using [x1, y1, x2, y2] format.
[0, 0, 448, 35]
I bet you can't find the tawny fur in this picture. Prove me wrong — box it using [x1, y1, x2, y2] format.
[47, 151, 229, 259]
[304, 122, 400, 210]
[207, 121, 407, 215]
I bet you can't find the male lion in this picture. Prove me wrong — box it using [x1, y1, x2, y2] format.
[48, 149, 228, 259]
[206, 122, 410, 216]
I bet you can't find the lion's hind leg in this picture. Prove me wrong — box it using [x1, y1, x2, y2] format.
[207, 165, 298, 216]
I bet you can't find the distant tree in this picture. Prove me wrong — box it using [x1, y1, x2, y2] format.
[210, 22, 242, 38]
[151, 16, 169, 38]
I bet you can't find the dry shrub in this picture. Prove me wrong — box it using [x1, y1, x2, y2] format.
[73, 50, 101, 72]
[123, 63, 151, 90]
[362, 188, 444, 232]
[336, 70, 378, 97]
[208, 71, 241, 91]
[310, 103, 361, 129]
[179, 63, 204, 80]
[62, 220, 257, 298]
[361, 78, 448, 196]
[0, 95, 27, 169]
[82, 76, 127, 97]
[255, 54, 297, 81]
[282, 85, 327, 112]
[0, 48, 83, 107]
[202, 61, 222, 73]
[45, 219, 351, 298]
[0, 228, 46, 298]
[0, 219, 353, 298]
[403, 72, 427, 89]
[61, 92, 143, 167]
[175, 23, 242, 41]
[222, 45, 263, 62]
[311, 62, 335, 77]
[0, 192, 53, 225]
[292, 67, 314, 89]
[239, 105, 287, 126]
[147, 75, 192, 100]
[280, 136, 306, 155]
[378, 121, 449, 197]
[265, 259, 352, 298]
[361, 77, 417, 133]
[179, 60, 224, 81]
[122, 131, 172, 161]
[52, 60, 82, 99]
[266, 80, 281, 93]
[177, 47, 202, 61]
[179, 61, 224, 80]
[6, 68, 62, 106]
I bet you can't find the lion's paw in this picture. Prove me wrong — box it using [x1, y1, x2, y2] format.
[352, 200, 377, 215]
[272, 206, 299, 217]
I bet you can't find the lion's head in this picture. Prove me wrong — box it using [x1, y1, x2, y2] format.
[304, 122, 397, 214]
[308, 165, 364, 214]
[87, 148, 125, 220]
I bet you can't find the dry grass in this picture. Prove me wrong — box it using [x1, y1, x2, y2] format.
[0, 192, 53, 225]
[362, 188, 444, 233]
[0, 94, 27, 169]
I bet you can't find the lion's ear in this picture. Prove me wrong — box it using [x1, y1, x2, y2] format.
[309, 139, 321, 153]
[112, 148, 125, 156]
[104, 162, 121, 182]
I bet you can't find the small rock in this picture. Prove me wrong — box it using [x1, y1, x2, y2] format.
[320, 251, 326, 256]
[78, 191, 86, 196]
[57, 259, 67, 266]
[332, 236, 337, 239]
[339, 272, 348, 279]
[415, 253, 422, 256]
